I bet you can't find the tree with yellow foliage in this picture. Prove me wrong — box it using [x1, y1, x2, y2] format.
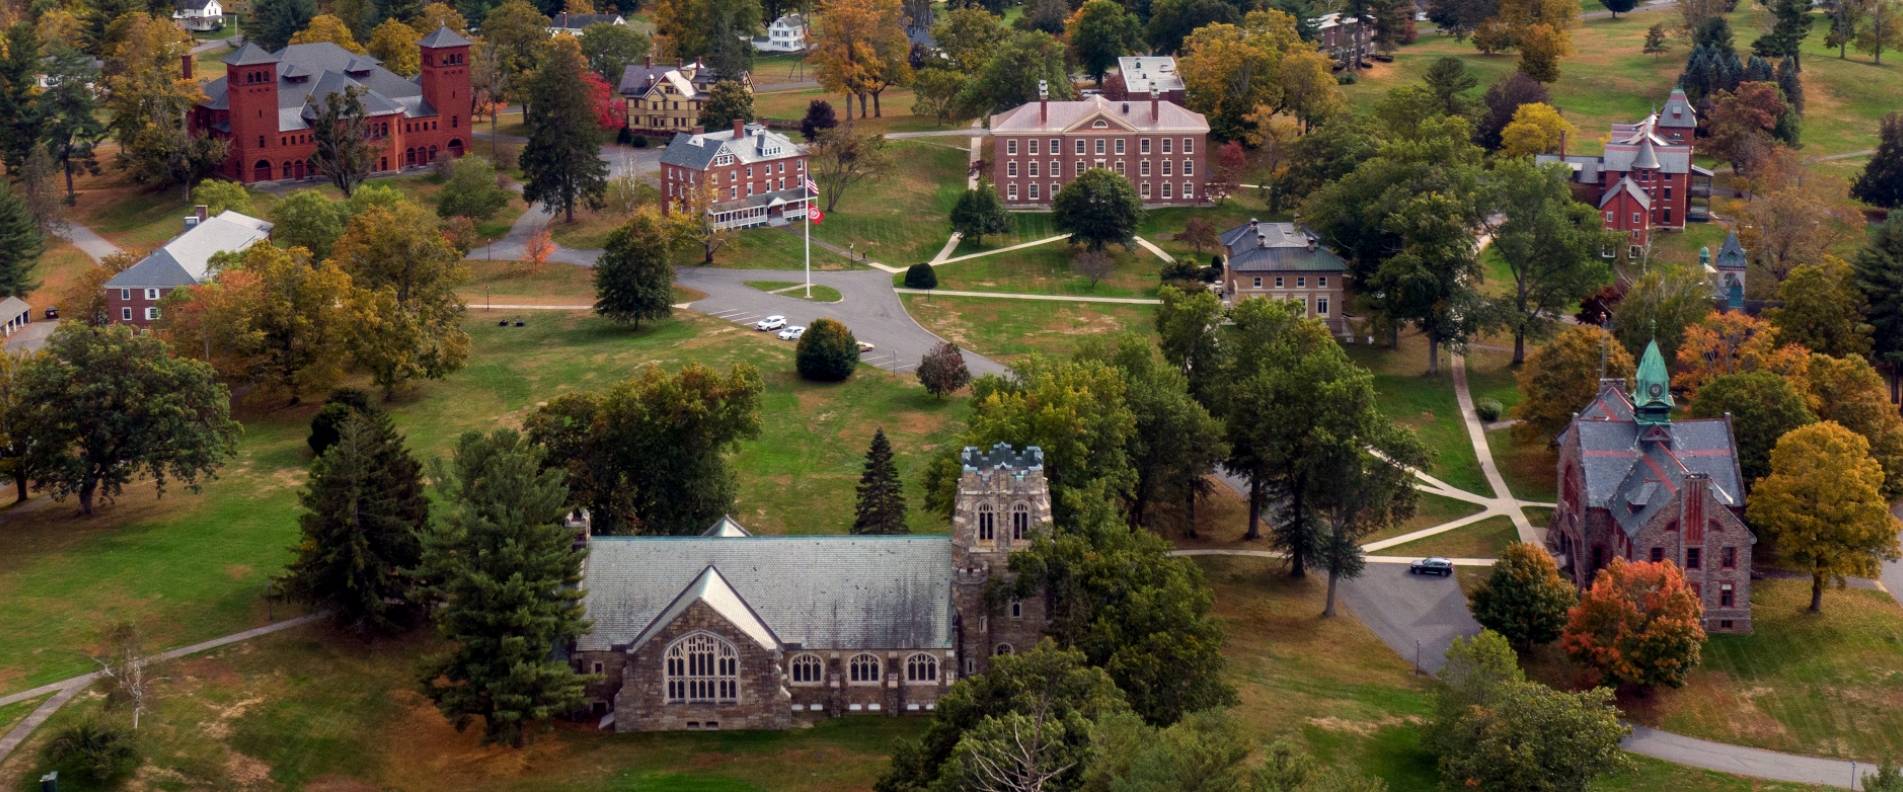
[1513, 324, 1636, 445]
[366, 18, 421, 76]
[290, 14, 367, 53]
[327, 200, 470, 398]
[417, 3, 469, 34]
[1515, 22, 1567, 82]
[1672, 310, 1812, 399]
[1748, 421, 1902, 612]
[1808, 353, 1903, 497]
[811, 0, 912, 118]
[1500, 102, 1575, 156]
[105, 14, 226, 199]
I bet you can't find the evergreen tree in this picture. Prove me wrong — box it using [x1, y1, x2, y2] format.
[417, 429, 592, 748]
[1753, 0, 1814, 66]
[1777, 54, 1804, 114]
[253, 0, 319, 51]
[39, 44, 105, 205]
[695, 79, 754, 131]
[277, 410, 428, 637]
[308, 387, 376, 456]
[799, 99, 838, 142]
[0, 179, 45, 298]
[520, 38, 608, 223]
[1855, 216, 1903, 391]
[0, 23, 43, 174]
[851, 428, 909, 534]
[1695, 16, 1735, 52]
[1744, 54, 1776, 82]
[1854, 112, 1903, 209]
[592, 210, 675, 329]
[948, 181, 1012, 244]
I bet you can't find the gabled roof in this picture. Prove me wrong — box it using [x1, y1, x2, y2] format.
[701, 516, 752, 537]
[626, 566, 781, 653]
[176, 0, 218, 12]
[1716, 230, 1747, 270]
[659, 123, 802, 171]
[1219, 220, 1346, 273]
[549, 13, 625, 29]
[990, 94, 1208, 134]
[103, 210, 273, 290]
[1599, 177, 1650, 210]
[222, 42, 278, 66]
[1659, 86, 1697, 128]
[416, 24, 471, 48]
[201, 42, 439, 129]
[578, 535, 955, 652]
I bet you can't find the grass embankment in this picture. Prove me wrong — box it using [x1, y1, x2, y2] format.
[901, 295, 1156, 363]
[753, 86, 963, 136]
[923, 242, 1163, 298]
[744, 281, 843, 302]
[1385, 516, 1519, 559]
[0, 311, 964, 698]
[1346, 333, 1492, 498]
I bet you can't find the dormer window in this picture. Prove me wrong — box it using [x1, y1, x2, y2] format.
[714, 153, 733, 166]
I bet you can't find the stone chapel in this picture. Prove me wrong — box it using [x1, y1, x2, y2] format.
[569, 443, 1053, 731]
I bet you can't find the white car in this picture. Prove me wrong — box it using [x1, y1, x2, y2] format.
[778, 326, 806, 341]
[755, 315, 786, 331]
[857, 341, 875, 352]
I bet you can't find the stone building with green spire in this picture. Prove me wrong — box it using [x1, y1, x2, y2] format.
[1547, 340, 1757, 633]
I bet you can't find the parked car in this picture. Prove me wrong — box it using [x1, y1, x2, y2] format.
[755, 315, 786, 331]
[856, 341, 875, 352]
[778, 326, 806, 341]
[42, 307, 57, 320]
[1409, 557, 1455, 577]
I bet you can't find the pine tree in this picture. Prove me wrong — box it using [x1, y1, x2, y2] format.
[0, 23, 44, 173]
[276, 411, 428, 637]
[417, 429, 591, 748]
[593, 210, 675, 329]
[1744, 54, 1776, 82]
[852, 428, 909, 534]
[1854, 215, 1903, 393]
[1854, 112, 1903, 209]
[520, 37, 608, 223]
[1777, 54, 1804, 114]
[0, 179, 45, 298]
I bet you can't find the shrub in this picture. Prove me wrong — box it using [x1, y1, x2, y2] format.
[633, 134, 649, 149]
[43, 718, 139, 782]
[1337, 71, 1358, 85]
[616, 125, 634, 145]
[308, 387, 376, 456]
[1475, 397, 1504, 422]
[916, 341, 971, 397]
[796, 318, 860, 381]
[904, 263, 938, 289]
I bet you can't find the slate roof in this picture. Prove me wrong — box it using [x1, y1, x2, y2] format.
[1219, 220, 1347, 273]
[202, 41, 440, 129]
[103, 211, 272, 290]
[963, 442, 1044, 472]
[627, 566, 781, 653]
[1562, 382, 1744, 537]
[1599, 177, 1650, 210]
[659, 123, 803, 171]
[1659, 87, 1697, 129]
[1603, 141, 1692, 174]
[1716, 230, 1747, 270]
[701, 516, 752, 537]
[617, 60, 734, 98]
[416, 24, 471, 47]
[1631, 137, 1661, 170]
[990, 94, 1208, 134]
[1535, 153, 1604, 183]
[577, 535, 955, 652]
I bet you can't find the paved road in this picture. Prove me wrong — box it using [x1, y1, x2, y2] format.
[1337, 564, 1480, 675]
[673, 266, 1006, 377]
[471, 146, 662, 265]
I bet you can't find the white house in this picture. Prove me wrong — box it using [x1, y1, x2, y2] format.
[174, 0, 224, 32]
[547, 12, 627, 36]
[751, 14, 808, 53]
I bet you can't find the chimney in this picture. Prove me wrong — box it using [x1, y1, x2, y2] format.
[196, 204, 209, 223]
[645, 55, 652, 68]
[677, 57, 684, 67]
[1256, 234, 1265, 249]
[734, 117, 745, 138]
[692, 125, 705, 134]
[1599, 377, 1626, 396]
[1038, 79, 1048, 124]
[1149, 90, 1158, 122]
[1559, 129, 1567, 157]
[181, 53, 192, 81]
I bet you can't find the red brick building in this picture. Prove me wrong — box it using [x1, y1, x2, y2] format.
[989, 92, 1209, 208]
[1547, 341, 1755, 633]
[658, 120, 812, 230]
[1537, 88, 1712, 256]
[103, 206, 273, 328]
[192, 26, 473, 184]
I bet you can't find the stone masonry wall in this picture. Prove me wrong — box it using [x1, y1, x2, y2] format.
[614, 599, 790, 732]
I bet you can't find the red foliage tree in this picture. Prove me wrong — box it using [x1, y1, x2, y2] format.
[582, 70, 623, 131]
[1207, 141, 1246, 205]
[1560, 557, 1707, 689]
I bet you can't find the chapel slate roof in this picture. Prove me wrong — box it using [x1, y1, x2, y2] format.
[416, 24, 471, 48]
[1716, 231, 1747, 270]
[701, 516, 753, 537]
[1219, 221, 1347, 273]
[627, 566, 780, 653]
[577, 535, 955, 652]
[222, 42, 279, 66]
[201, 42, 439, 130]
[1659, 87, 1698, 128]
[1561, 384, 1744, 537]
[103, 211, 273, 290]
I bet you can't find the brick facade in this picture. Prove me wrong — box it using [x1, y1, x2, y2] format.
[990, 95, 1209, 208]
[659, 121, 812, 230]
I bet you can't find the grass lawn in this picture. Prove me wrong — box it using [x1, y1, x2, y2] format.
[900, 294, 1156, 363]
[1490, 428, 1561, 502]
[810, 141, 968, 267]
[752, 87, 962, 136]
[744, 280, 843, 302]
[1345, 332, 1493, 498]
[546, 205, 627, 250]
[1609, 578, 1903, 761]
[693, 226, 868, 271]
[1384, 516, 1518, 559]
[1364, 492, 1489, 545]
[1137, 196, 1280, 264]
[0, 311, 964, 699]
[922, 242, 1165, 298]
[459, 261, 596, 307]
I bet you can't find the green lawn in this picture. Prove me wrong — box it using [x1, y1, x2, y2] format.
[752, 86, 962, 136]
[743, 280, 843, 302]
[920, 242, 1166, 298]
[694, 226, 866, 271]
[900, 294, 1157, 363]
[1384, 516, 1518, 559]
[0, 311, 964, 699]
[810, 141, 969, 267]
[1364, 492, 1489, 544]
[1346, 333, 1494, 498]
[1490, 427, 1562, 502]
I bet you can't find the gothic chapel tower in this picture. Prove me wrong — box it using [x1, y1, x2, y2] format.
[950, 443, 1053, 679]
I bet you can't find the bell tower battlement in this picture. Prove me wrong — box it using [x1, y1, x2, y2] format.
[950, 443, 1053, 572]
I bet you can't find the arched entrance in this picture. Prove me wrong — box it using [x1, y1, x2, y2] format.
[293, 160, 306, 180]
[253, 160, 271, 181]
[447, 138, 463, 158]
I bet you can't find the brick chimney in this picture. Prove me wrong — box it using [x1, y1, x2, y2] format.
[1559, 129, 1568, 157]
[1149, 90, 1159, 123]
[196, 204, 209, 223]
[1037, 79, 1048, 124]
[181, 53, 192, 81]
[734, 117, 744, 138]
[645, 55, 652, 68]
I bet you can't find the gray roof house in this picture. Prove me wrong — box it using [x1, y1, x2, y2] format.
[548, 12, 627, 35]
[1219, 220, 1347, 274]
[104, 208, 273, 291]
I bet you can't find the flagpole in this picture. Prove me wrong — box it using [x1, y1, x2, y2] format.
[804, 193, 812, 299]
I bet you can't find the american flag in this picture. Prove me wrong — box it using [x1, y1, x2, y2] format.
[804, 177, 820, 196]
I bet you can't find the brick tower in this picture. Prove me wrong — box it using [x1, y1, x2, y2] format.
[222, 43, 281, 182]
[417, 25, 472, 145]
[949, 443, 1053, 679]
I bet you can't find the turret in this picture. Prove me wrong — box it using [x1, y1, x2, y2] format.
[1633, 340, 1674, 426]
[222, 42, 281, 181]
[417, 25, 473, 134]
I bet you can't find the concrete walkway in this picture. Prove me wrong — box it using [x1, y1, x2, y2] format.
[0, 613, 330, 765]
[1451, 353, 1541, 544]
[59, 221, 120, 263]
[931, 234, 1070, 266]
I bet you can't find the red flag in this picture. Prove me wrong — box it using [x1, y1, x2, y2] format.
[809, 209, 824, 224]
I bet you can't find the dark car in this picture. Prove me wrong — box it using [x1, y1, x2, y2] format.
[42, 307, 57, 320]
[1409, 557, 1455, 577]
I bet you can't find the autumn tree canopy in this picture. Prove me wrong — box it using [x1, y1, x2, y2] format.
[1561, 557, 1707, 689]
[1747, 421, 1903, 612]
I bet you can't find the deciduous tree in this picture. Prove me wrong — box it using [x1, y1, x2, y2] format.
[809, 125, 892, 213]
[1488, 157, 1614, 364]
[1768, 258, 1874, 357]
[810, 0, 911, 118]
[291, 13, 368, 51]
[579, 20, 648, 83]
[19, 323, 240, 516]
[416, 429, 592, 747]
[1748, 421, 1903, 611]
[1052, 169, 1143, 253]
[955, 29, 1072, 115]
[670, 180, 738, 263]
[523, 363, 764, 535]
[1671, 310, 1810, 399]
[277, 410, 428, 636]
[367, 18, 421, 75]
[239, 243, 356, 403]
[329, 200, 471, 397]
[1610, 263, 1712, 365]
[436, 155, 513, 222]
[1475, 71, 1549, 151]
[1808, 353, 1903, 497]
[1092, 334, 1227, 536]
[1067, 0, 1141, 82]
[1469, 542, 1577, 648]
[1736, 187, 1858, 284]
[593, 209, 676, 329]
[1499, 102, 1574, 157]
[521, 36, 609, 223]
[916, 341, 971, 397]
[932, 7, 1008, 75]
[271, 189, 353, 260]
[799, 98, 839, 141]
[696, 79, 755, 130]
[1689, 370, 1818, 488]
[105, 15, 226, 199]
[950, 181, 1012, 243]
[1145, 0, 1241, 55]
[1513, 325, 1635, 446]
[1562, 557, 1706, 688]
[1433, 675, 1631, 790]
[308, 86, 380, 198]
[852, 428, 909, 534]
[797, 317, 861, 381]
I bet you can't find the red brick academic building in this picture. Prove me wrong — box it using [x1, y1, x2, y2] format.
[1537, 88, 1712, 257]
[191, 26, 474, 184]
[989, 92, 1209, 208]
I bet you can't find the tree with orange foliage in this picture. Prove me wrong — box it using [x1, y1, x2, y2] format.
[155, 268, 263, 382]
[521, 225, 555, 275]
[1561, 557, 1707, 689]
[1672, 310, 1812, 399]
[811, 0, 912, 119]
